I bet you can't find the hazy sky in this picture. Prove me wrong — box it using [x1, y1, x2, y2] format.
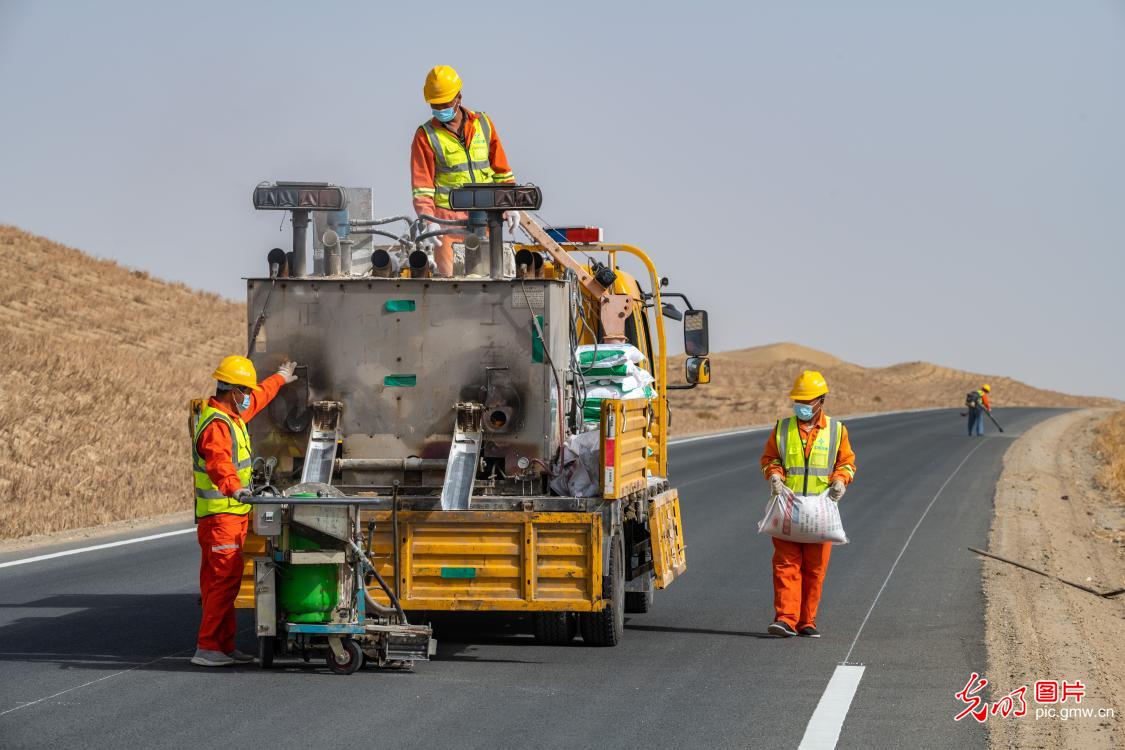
[2, 1, 1122, 399]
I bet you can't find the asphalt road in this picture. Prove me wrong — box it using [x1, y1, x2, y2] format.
[0, 407, 1063, 749]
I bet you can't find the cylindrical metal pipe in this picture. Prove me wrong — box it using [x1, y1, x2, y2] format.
[324, 245, 341, 276]
[291, 209, 310, 277]
[408, 250, 432, 278]
[515, 248, 535, 279]
[267, 247, 288, 278]
[336, 458, 447, 471]
[339, 239, 353, 276]
[487, 213, 504, 279]
[370, 249, 395, 278]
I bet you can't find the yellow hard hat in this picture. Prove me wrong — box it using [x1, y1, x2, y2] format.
[981, 383, 991, 392]
[212, 355, 261, 391]
[424, 65, 462, 104]
[790, 370, 829, 401]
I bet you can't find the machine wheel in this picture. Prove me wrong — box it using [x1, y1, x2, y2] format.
[579, 534, 624, 647]
[625, 574, 654, 614]
[257, 636, 275, 669]
[533, 612, 576, 645]
[325, 638, 363, 675]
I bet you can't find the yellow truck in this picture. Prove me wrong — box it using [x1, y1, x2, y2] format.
[234, 182, 711, 647]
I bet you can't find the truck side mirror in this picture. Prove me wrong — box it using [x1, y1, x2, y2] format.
[683, 309, 709, 356]
[661, 302, 683, 321]
[685, 356, 711, 385]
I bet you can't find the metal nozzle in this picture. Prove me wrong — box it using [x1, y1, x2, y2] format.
[266, 247, 288, 278]
[370, 249, 396, 278]
[408, 249, 433, 278]
[515, 248, 536, 279]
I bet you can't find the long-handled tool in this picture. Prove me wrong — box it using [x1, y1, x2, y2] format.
[984, 410, 1004, 433]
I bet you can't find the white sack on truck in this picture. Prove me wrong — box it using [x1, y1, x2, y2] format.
[549, 428, 601, 498]
[757, 491, 848, 545]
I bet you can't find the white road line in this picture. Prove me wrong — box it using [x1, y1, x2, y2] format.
[841, 438, 987, 665]
[795, 438, 989, 749]
[0, 528, 195, 570]
[0, 646, 194, 717]
[798, 665, 866, 749]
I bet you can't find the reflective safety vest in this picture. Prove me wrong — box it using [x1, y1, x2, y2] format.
[192, 404, 253, 519]
[416, 111, 502, 209]
[774, 417, 843, 496]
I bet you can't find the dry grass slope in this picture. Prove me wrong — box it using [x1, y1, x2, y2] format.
[668, 342, 1118, 435]
[1095, 410, 1125, 502]
[0, 226, 243, 539]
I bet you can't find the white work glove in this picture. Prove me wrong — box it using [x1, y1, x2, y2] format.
[276, 360, 298, 384]
[417, 221, 441, 252]
[828, 480, 846, 502]
[504, 210, 520, 235]
[233, 488, 253, 502]
[769, 474, 787, 498]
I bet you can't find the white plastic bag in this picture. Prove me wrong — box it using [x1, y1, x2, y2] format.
[757, 491, 848, 544]
[548, 429, 601, 498]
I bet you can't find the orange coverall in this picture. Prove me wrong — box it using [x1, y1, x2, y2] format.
[760, 412, 856, 630]
[410, 108, 514, 277]
[195, 374, 283, 653]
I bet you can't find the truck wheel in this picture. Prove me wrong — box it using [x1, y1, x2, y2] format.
[625, 574, 654, 614]
[325, 638, 363, 675]
[533, 612, 576, 645]
[579, 534, 624, 646]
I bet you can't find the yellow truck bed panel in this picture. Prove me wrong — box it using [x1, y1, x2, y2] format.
[240, 511, 604, 613]
[650, 489, 687, 589]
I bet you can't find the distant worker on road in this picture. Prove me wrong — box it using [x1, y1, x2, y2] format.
[966, 383, 992, 436]
[410, 65, 517, 277]
[760, 371, 856, 638]
[191, 355, 297, 667]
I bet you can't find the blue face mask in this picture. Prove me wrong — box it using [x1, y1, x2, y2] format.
[432, 105, 456, 123]
[793, 403, 816, 421]
[236, 392, 251, 411]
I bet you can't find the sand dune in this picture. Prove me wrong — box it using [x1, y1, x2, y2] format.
[668, 344, 1117, 435]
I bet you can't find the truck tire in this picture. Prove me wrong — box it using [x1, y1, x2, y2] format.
[533, 612, 576, 645]
[579, 534, 624, 646]
[625, 573, 654, 614]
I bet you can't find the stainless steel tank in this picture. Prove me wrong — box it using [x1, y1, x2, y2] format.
[246, 275, 573, 492]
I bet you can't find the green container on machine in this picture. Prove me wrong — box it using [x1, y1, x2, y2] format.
[278, 494, 339, 624]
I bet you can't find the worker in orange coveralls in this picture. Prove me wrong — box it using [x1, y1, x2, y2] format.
[759, 370, 856, 638]
[410, 65, 517, 277]
[189, 355, 296, 667]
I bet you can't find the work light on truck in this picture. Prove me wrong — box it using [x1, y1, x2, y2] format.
[448, 183, 543, 211]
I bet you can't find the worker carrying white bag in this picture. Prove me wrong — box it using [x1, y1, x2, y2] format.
[757, 370, 857, 639]
[758, 490, 848, 544]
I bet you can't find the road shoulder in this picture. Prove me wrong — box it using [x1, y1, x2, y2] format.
[984, 408, 1125, 748]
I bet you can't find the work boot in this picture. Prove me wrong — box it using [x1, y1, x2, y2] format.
[798, 626, 821, 638]
[226, 649, 255, 663]
[767, 621, 797, 637]
[190, 648, 235, 667]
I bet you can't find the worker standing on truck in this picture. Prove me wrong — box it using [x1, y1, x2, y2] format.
[410, 65, 517, 277]
[190, 355, 297, 667]
[759, 371, 856, 638]
[966, 383, 992, 436]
